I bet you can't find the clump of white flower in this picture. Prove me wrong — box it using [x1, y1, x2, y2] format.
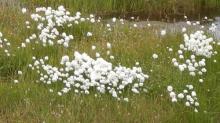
[167, 85, 199, 112]
[22, 6, 98, 48]
[183, 31, 215, 57]
[0, 32, 11, 56]
[26, 6, 76, 47]
[171, 28, 218, 77]
[29, 51, 149, 100]
[172, 55, 208, 76]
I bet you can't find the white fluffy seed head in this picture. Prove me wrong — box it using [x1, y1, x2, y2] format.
[14, 80, 19, 83]
[152, 54, 158, 59]
[18, 71, 23, 75]
[167, 86, 173, 92]
[160, 30, 166, 36]
[199, 79, 204, 83]
[22, 8, 27, 14]
[177, 93, 184, 99]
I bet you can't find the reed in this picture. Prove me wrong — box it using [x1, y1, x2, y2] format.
[21, 0, 220, 20]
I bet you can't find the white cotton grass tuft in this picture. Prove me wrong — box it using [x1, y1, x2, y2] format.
[0, 32, 11, 56]
[182, 27, 187, 33]
[123, 98, 129, 102]
[168, 48, 173, 52]
[14, 80, 19, 83]
[22, 8, 27, 14]
[58, 92, 62, 96]
[92, 45, 96, 50]
[18, 71, 23, 75]
[112, 17, 116, 22]
[22, 6, 102, 48]
[95, 52, 100, 57]
[209, 23, 217, 32]
[177, 93, 184, 99]
[152, 54, 158, 59]
[171, 28, 218, 77]
[160, 29, 166, 36]
[167, 86, 173, 92]
[110, 55, 114, 59]
[87, 32, 93, 37]
[183, 31, 215, 57]
[29, 51, 149, 100]
[49, 89, 54, 92]
[133, 24, 137, 28]
[107, 42, 111, 49]
[167, 85, 199, 112]
[199, 79, 204, 83]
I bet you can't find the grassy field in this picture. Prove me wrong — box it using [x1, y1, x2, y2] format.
[0, 1, 220, 123]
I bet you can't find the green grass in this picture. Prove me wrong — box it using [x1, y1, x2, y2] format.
[0, 3, 220, 123]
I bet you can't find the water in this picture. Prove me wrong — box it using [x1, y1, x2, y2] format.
[213, 17, 220, 39]
[131, 17, 220, 40]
